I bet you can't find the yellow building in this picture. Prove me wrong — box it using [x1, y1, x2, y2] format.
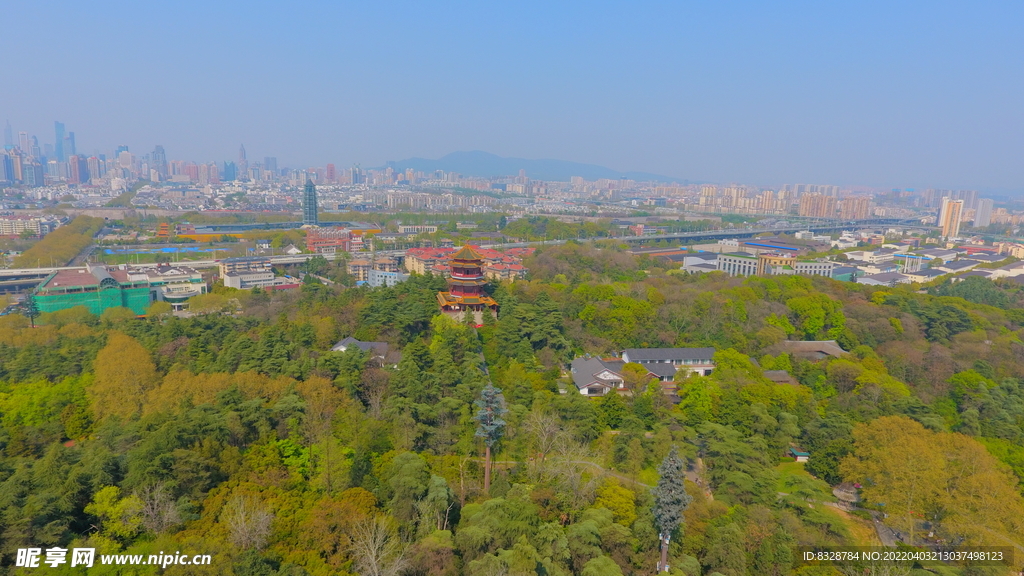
[757, 252, 797, 275]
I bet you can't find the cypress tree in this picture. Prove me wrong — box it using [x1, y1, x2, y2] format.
[652, 445, 692, 573]
[473, 383, 508, 492]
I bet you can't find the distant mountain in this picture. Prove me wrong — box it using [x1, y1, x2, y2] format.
[385, 151, 686, 183]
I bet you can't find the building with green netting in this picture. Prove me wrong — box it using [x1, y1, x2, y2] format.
[34, 264, 151, 316]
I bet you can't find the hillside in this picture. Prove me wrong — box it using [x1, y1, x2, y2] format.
[1, 233, 1023, 575]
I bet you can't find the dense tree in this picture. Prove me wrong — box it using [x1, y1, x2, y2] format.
[90, 331, 159, 419]
[473, 384, 508, 493]
[2, 242, 1024, 576]
[651, 446, 692, 572]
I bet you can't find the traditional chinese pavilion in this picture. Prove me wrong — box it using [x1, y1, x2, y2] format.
[437, 245, 498, 315]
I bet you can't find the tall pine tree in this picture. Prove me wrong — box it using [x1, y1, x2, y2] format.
[473, 383, 508, 493]
[652, 446, 692, 573]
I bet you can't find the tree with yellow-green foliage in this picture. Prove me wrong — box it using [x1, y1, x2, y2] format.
[841, 416, 1024, 545]
[146, 300, 173, 319]
[90, 331, 159, 419]
[594, 478, 636, 527]
[13, 215, 104, 268]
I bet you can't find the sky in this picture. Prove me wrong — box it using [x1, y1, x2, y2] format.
[2, 1, 1022, 192]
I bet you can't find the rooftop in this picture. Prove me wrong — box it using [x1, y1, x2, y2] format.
[622, 347, 716, 362]
[777, 340, 846, 358]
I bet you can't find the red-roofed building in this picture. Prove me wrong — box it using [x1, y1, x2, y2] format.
[306, 227, 353, 254]
[405, 245, 529, 281]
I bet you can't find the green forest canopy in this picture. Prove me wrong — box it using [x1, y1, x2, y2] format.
[1, 241, 1024, 575]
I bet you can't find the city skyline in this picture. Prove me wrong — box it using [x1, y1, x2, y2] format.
[2, 120, 1021, 196]
[1, 1, 1022, 193]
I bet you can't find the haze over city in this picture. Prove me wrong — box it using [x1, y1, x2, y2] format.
[2, 1, 1023, 192]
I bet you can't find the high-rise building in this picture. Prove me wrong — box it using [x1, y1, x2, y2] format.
[838, 197, 871, 220]
[303, 178, 319, 226]
[238, 144, 248, 180]
[87, 156, 103, 180]
[68, 155, 90, 184]
[938, 197, 964, 238]
[30, 136, 41, 160]
[18, 131, 29, 153]
[10, 149, 24, 181]
[325, 163, 336, 183]
[975, 198, 994, 228]
[264, 156, 277, 174]
[54, 121, 66, 161]
[152, 145, 168, 179]
[952, 189, 979, 211]
[797, 194, 836, 218]
[223, 161, 237, 181]
[64, 132, 76, 158]
[0, 152, 13, 182]
[23, 161, 44, 187]
[3, 120, 12, 149]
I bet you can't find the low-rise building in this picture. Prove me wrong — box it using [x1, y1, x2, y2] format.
[398, 225, 438, 234]
[681, 253, 719, 274]
[144, 265, 207, 309]
[405, 245, 531, 281]
[934, 259, 980, 274]
[347, 259, 372, 282]
[570, 346, 718, 396]
[570, 357, 626, 397]
[34, 263, 150, 316]
[220, 256, 272, 277]
[224, 270, 276, 290]
[306, 227, 353, 254]
[846, 249, 897, 264]
[903, 268, 946, 283]
[621, 347, 716, 377]
[367, 268, 409, 287]
[0, 215, 59, 238]
[717, 252, 832, 278]
[858, 272, 911, 286]
[717, 252, 758, 276]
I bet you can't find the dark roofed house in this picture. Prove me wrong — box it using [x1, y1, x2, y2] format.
[621, 347, 716, 376]
[571, 347, 718, 397]
[776, 340, 846, 361]
[570, 357, 626, 397]
[644, 362, 679, 382]
[763, 370, 799, 385]
[331, 336, 398, 365]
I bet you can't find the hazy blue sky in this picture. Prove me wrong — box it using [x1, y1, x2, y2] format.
[2, 1, 1022, 190]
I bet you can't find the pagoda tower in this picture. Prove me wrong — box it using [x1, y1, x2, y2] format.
[437, 245, 498, 317]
